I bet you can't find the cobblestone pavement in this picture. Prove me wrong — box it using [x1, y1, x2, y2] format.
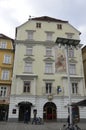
[0, 122, 86, 130]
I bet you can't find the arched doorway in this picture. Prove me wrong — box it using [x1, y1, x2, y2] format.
[18, 101, 32, 121]
[43, 102, 57, 121]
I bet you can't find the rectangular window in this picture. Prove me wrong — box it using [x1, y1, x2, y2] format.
[46, 47, 52, 56]
[0, 86, 7, 97]
[71, 83, 78, 94]
[45, 63, 53, 73]
[24, 62, 32, 73]
[27, 32, 33, 40]
[1, 41, 7, 48]
[46, 32, 53, 41]
[68, 48, 74, 57]
[26, 47, 32, 55]
[66, 33, 74, 39]
[57, 24, 62, 29]
[69, 64, 76, 74]
[1, 70, 9, 80]
[23, 81, 31, 93]
[36, 23, 41, 28]
[46, 83, 52, 94]
[3, 55, 11, 64]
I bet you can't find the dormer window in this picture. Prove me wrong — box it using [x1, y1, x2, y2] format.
[57, 24, 62, 29]
[36, 23, 41, 28]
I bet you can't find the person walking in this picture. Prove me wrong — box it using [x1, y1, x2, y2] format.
[24, 110, 29, 124]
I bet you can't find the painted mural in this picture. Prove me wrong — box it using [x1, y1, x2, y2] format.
[55, 47, 66, 72]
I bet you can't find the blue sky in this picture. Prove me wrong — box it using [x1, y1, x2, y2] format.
[0, 0, 86, 46]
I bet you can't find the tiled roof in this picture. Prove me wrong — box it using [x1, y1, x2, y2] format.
[31, 16, 68, 23]
[0, 33, 13, 40]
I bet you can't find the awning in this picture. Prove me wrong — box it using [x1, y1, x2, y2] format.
[74, 99, 86, 106]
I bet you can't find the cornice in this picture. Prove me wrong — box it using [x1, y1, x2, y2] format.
[15, 40, 55, 46]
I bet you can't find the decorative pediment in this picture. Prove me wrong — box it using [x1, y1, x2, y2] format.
[69, 58, 77, 63]
[23, 56, 34, 61]
[43, 57, 55, 62]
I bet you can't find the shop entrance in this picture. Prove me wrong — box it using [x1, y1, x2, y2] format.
[43, 102, 57, 121]
[18, 101, 32, 121]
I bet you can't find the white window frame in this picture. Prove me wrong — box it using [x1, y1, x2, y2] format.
[1, 70, 9, 80]
[23, 81, 31, 93]
[69, 64, 76, 74]
[3, 55, 11, 64]
[26, 47, 33, 55]
[68, 48, 74, 58]
[1, 41, 7, 48]
[46, 47, 52, 56]
[46, 32, 53, 41]
[71, 82, 78, 94]
[0, 86, 7, 97]
[45, 83, 52, 94]
[24, 62, 32, 73]
[45, 62, 53, 73]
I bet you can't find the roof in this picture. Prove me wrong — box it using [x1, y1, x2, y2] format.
[0, 33, 15, 49]
[0, 33, 14, 41]
[30, 16, 68, 23]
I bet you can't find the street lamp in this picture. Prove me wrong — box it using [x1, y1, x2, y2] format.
[56, 37, 80, 125]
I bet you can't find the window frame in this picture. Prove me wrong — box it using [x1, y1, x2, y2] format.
[24, 62, 32, 73]
[0, 86, 7, 97]
[23, 81, 31, 93]
[45, 82, 52, 94]
[45, 62, 53, 73]
[69, 64, 76, 75]
[71, 82, 78, 94]
[1, 41, 7, 49]
[3, 54, 11, 64]
[26, 46, 33, 55]
[46, 47, 52, 56]
[1, 70, 9, 80]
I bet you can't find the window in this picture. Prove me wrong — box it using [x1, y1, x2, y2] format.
[45, 63, 53, 73]
[27, 31, 33, 40]
[69, 64, 76, 74]
[46, 32, 53, 41]
[1, 70, 9, 80]
[26, 47, 32, 55]
[36, 23, 41, 28]
[46, 47, 52, 56]
[3, 55, 11, 64]
[1, 41, 7, 48]
[24, 62, 32, 73]
[68, 48, 74, 58]
[0, 86, 7, 97]
[45, 83, 52, 94]
[57, 24, 62, 29]
[66, 33, 74, 39]
[23, 81, 31, 93]
[71, 83, 78, 94]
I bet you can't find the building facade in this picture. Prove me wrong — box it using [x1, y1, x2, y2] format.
[8, 16, 86, 122]
[0, 34, 14, 121]
[82, 46, 86, 88]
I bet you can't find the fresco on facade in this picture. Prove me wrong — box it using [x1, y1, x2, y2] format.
[55, 47, 66, 72]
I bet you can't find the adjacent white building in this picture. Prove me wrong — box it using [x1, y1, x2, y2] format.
[8, 16, 86, 122]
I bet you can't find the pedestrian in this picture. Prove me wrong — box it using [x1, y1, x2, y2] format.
[24, 110, 29, 124]
[67, 114, 70, 126]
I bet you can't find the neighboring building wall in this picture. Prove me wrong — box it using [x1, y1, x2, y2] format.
[82, 46, 86, 88]
[9, 16, 86, 122]
[0, 34, 14, 121]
